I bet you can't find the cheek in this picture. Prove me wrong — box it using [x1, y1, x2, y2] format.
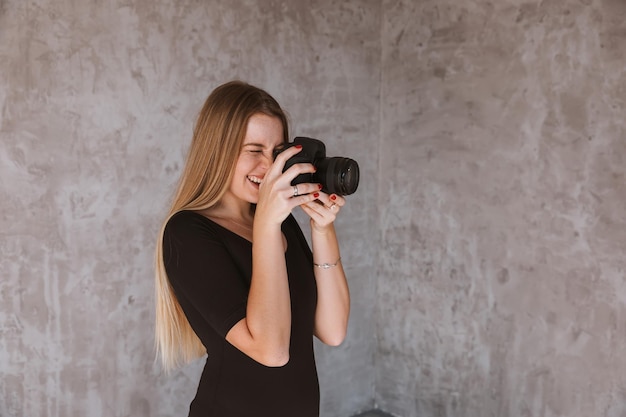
[234, 157, 252, 172]
[233, 158, 258, 181]
[244, 156, 265, 169]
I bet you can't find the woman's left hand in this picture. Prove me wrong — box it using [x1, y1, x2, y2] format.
[300, 191, 346, 231]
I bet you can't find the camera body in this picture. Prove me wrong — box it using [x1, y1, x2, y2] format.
[273, 137, 359, 196]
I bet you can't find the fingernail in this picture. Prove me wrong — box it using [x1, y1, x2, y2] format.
[295, 144, 302, 149]
[330, 195, 337, 200]
[318, 184, 323, 190]
[313, 192, 320, 198]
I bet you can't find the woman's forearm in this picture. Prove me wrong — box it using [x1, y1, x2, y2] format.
[311, 223, 350, 346]
[226, 222, 291, 366]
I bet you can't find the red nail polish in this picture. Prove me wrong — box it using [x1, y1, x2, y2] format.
[295, 144, 302, 149]
[313, 192, 320, 198]
[318, 184, 323, 190]
[330, 195, 337, 201]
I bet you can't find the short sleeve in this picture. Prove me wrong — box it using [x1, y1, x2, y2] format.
[163, 211, 248, 338]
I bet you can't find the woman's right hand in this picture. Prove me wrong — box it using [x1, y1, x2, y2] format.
[254, 145, 321, 226]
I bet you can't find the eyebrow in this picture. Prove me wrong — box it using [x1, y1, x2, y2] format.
[242, 143, 266, 148]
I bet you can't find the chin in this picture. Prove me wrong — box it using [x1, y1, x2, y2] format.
[243, 192, 259, 205]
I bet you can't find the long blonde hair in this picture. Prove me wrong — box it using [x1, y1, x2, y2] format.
[155, 81, 289, 371]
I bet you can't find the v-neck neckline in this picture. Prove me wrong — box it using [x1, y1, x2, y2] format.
[190, 211, 289, 253]
[192, 211, 253, 244]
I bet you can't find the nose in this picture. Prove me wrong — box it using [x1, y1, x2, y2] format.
[259, 152, 273, 171]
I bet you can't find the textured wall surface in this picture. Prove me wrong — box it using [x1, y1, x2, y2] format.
[0, 1, 379, 416]
[378, 1, 626, 416]
[7, 1, 624, 416]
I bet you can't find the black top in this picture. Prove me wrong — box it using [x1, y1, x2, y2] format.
[163, 210, 319, 417]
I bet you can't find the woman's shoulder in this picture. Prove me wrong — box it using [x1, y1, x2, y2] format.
[166, 210, 208, 228]
[164, 210, 222, 241]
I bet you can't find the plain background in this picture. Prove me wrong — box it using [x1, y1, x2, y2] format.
[2, 1, 626, 416]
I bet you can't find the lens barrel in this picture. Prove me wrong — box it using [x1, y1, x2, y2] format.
[315, 157, 360, 196]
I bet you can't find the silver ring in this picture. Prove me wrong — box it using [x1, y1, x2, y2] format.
[329, 203, 338, 211]
[293, 185, 299, 197]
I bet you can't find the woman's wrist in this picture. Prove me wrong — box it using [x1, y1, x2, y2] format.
[313, 257, 341, 269]
[310, 220, 334, 234]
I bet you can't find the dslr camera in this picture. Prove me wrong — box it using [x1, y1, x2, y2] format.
[273, 137, 359, 196]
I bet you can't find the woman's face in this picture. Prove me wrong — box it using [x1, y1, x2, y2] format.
[227, 113, 284, 204]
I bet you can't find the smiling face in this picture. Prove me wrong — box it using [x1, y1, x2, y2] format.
[223, 113, 285, 206]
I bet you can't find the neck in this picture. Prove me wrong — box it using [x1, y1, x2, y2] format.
[203, 199, 254, 224]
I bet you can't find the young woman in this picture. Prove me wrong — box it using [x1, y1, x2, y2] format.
[154, 80, 350, 417]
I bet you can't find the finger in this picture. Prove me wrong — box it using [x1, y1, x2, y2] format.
[300, 201, 330, 224]
[328, 194, 346, 207]
[270, 144, 303, 173]
[314, 192, 346, 209]
[312, 191, 332, 206]
[262, 146, 303, 183]
[327, 202, 340, 214]
[281, 162, 316, 185]
[291, 183, 323, 198]
[302, 200, 330, 217]
[291, 191, 323, 209]
[303, 197, 342, 221]
[301, 200, 340, 230]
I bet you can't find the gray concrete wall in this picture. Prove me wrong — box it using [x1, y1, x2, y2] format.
[6, 1, 624, 416]
[0, 1, 379, 416]
[378, 1, 626, 416]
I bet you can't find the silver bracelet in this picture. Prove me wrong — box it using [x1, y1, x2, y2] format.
[313, 257, 341, 269]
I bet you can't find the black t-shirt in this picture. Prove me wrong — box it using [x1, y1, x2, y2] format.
[163, 210, 319, 417]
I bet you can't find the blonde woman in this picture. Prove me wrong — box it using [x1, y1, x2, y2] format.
[155, 81, 350, 417]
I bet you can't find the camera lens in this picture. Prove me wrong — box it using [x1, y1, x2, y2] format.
[316, 157, 360, 196]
